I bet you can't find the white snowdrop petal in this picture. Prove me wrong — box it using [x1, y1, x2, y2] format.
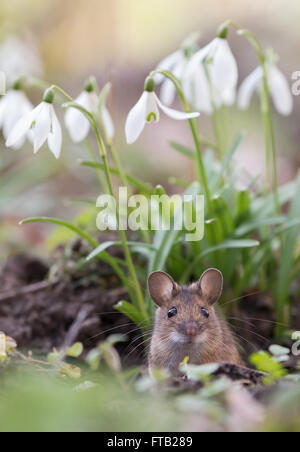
[145, 92, 160, 123]
[185, 44, 211, 82]
[211, 39, 238, 93]
[65, 106, 90, 143]
[155, 93, 199, 120]
[3, 91, 33, 140]
[64, 91, 92, 143]
[220, 87, 236, 106]
[238, 67, 263, 110]
[101, 106, 115, 139]
[268, 65, 293, 116]
[48, 105, 62, 159]
[32, 102, 51, 153]
[0, 95, 8, 129]
[87, 92, 99, 114]
[160, 59, 187, 106]
[125, 92, 148, 144]
[160, 79, 177, 107]
[183, 64, 213, 114]
[6, 103, 42, 148]
[154, 50, 182, 84]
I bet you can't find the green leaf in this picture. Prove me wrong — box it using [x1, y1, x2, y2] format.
[169, 141, 196, 159]
[98, 82, 112, 112]
[20, 217, 129, 288]
[277, 171, 300, 329]
[86, 241, 155, 262]
[67, 342, 83, 358]
[114, 301, 146, 326]
[20, 217, 98, 247]
[212, 132, 244, 189]
[106, 334, 128, 346]
[235, 216, 285, 237]
[181, 239, 259, 282]
[250, 351, 287, 385]
[80, 160, 153, 195]
[236, 189, 251, 223]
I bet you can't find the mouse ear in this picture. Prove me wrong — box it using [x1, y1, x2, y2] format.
[148, 271, 181, 306]
[197, 268, 223, 305]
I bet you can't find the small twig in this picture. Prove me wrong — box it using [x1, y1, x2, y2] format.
[0, 279, 59, 303]
[62, 306, 89, 351]
[14, 351, 52, 367]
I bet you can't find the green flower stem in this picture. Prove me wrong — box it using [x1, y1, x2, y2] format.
[20, 217, 127, 287]
[204, 62, 223, 159]
[92, 123, 149, 322]
[261, 75, 280, 214]
[31, 82, 148, 322]
[151, 70, 212, 211]
[219, 20, 280, 214]
[188, 117, 212, 210]
[82, 138, 106, 192]
[90, 77, 151, 244]
[98, 117, 151, 244]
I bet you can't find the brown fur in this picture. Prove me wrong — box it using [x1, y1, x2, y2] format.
[148, 270, 244, 377]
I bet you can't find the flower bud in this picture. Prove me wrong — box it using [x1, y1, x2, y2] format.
[12, 78, 23, 90]
[217, 24, 228, 39]
[43, 87, 54, 104]
[144, 76, 155, 93]
[84, 78, 94, 93]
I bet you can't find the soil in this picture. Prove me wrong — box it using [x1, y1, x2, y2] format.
[0, 241, 146, 367]
[0, 240, 299, 376]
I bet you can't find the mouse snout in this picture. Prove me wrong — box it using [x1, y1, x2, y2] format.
[186, 323, 197, 337]
[181, 322, 199, 337]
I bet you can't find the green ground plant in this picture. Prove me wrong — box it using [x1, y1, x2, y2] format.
[2, 20, 300, 338]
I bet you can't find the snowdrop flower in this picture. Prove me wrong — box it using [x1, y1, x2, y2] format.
[6, 88, 62, 159]
[238, 62, 293, 116]
[65, 82, 114, 143]
[0, 34, 43, 84]
[183, 34, 238, 114]
[0, 84, 34, 149]
[155, 33, 199, 106]
[125, 77, 200, 145]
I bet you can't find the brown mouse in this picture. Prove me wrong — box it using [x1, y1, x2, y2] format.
[148, 269, 244, 377]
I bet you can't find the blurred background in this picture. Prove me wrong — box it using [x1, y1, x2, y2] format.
[1, 0, 300, 258]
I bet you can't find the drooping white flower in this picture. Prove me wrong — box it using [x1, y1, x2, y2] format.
[0, 88, 33, 149]
[238, 63, 293, 116]
[155, 33, 199, 106]
[65, 89, 98, 143]
[6, 89, 62, 159]
[183, 37, 238, 114]
[125, 77, 200, 145]
[156, 50, 190, 106]
[0, 34, 43, 84]
[65, 84, 114, 143]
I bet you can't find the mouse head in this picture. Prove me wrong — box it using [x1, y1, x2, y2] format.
[148, 269, 223, 344]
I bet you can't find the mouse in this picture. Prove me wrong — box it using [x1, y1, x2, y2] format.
[148, 269, 244, 377]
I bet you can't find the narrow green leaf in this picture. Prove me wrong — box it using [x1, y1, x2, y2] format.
[114, 301, 146, 326]
[86, 241, 156, 262]
[20, 217, 129, 287]
[277, 171, 300, 328]
[79, 160, 153, 195]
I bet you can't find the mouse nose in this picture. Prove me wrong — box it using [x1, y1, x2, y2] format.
[186, 323, 197, 337]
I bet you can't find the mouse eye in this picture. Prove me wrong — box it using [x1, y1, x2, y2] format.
[168, 307, 177, 318]
[201, 307, 209, 318]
